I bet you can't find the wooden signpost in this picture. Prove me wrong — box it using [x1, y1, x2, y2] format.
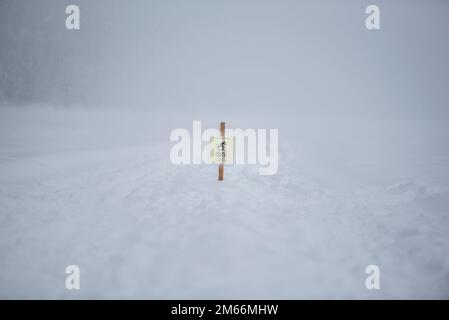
[218, 122, 225, 181]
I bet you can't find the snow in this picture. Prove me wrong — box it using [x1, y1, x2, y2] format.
[0, 106, 448, 299]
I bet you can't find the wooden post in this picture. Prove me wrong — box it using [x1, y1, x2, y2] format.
[218, 122, 225, 181]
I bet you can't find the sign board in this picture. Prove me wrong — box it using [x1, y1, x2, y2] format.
[209, 137, 233, 165]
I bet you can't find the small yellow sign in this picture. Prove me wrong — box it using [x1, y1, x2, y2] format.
[209, 137, 233, 164]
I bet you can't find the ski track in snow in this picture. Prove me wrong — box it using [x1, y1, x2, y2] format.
[0, 107, 448, 298]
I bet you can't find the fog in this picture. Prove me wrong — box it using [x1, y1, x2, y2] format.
[1, 1, 449, 299]
[1, 0, 448, 120]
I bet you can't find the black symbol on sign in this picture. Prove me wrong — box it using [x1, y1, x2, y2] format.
[218, 141, 226, 151]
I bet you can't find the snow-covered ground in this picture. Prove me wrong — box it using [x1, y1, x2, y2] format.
[0, 106, 448, 299]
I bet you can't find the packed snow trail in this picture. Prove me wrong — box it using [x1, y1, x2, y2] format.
[0, 107, 448, 298]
